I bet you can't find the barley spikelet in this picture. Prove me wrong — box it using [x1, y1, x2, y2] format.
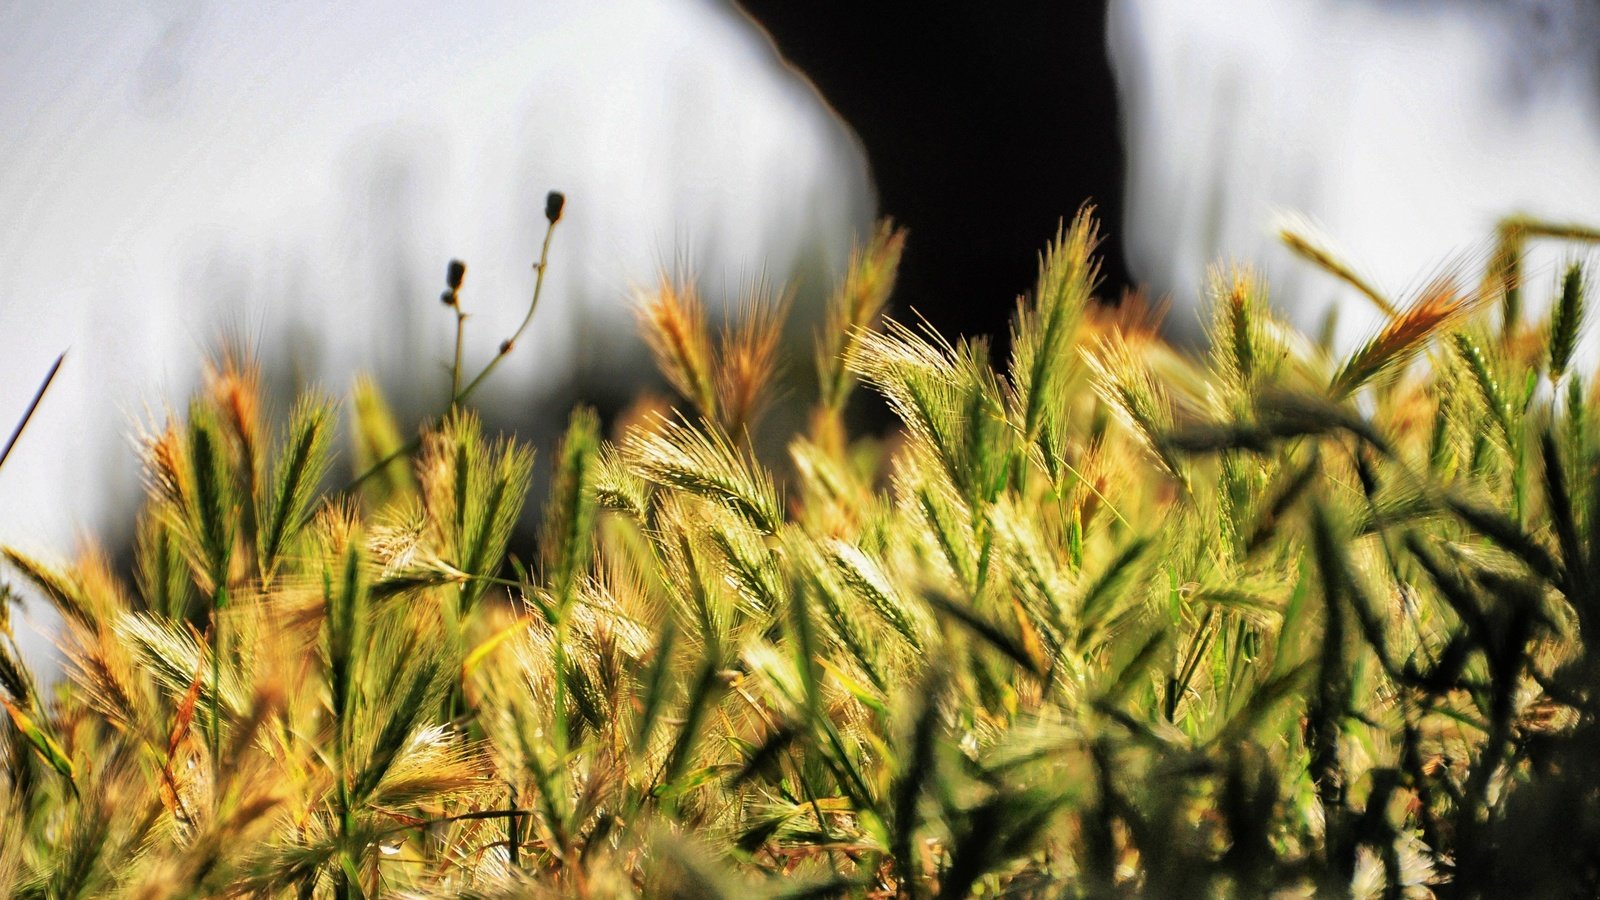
[817, 220, 906, 411]
[1009, 206, 1100, 443]
[1549, 262, 1587, 380]
[1330, 275, 1477, 398]
[636, 274, 718, 421]
[622, 414, 782, 535]
[1083, 333, 1184, 481]
[715, 282, 788, 437]
[1279, 215, 1397, 317]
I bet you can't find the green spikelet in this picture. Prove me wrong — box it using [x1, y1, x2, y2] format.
[1009, 208, 1100, 445]
[421, 409, 535, 615]
[258, 394, 336, 582]
[542, 407, 601, 608]
[1549, 261, 1586, 380]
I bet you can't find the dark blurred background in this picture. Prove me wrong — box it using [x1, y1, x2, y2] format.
[736, 1, 1129, 341]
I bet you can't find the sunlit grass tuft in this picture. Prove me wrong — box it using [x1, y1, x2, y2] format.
[6, 205, 1600, 896]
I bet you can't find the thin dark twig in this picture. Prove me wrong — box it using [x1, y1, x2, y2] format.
[377, 807, 538, 838]
[341, 210, 562, 497]
[0, 350, 66, 475]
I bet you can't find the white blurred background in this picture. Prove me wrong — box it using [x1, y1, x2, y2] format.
[1112, 0, 1600, 347]
[0, 0, 873, 667]
[0, 0, 871, 557]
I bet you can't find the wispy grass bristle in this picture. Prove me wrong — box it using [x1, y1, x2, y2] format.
[1330, 274, 1476, 398]
[818, 220, 906, 412]
[1279, 216, 1397, 317]
[636, 274, 719, 422]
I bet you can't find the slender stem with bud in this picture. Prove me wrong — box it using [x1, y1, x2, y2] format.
[342, 193, 564, 496]
[442, 259, 469, 403]
[453, 210, 560, 408]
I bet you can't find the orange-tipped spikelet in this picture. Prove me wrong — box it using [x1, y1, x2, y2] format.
[203, 350, 263, 465]
[1329, 273, 1482, 398]
[635, 274, 718, 422]
[143, 419, 189, 516]
[715, 284, 788, 437]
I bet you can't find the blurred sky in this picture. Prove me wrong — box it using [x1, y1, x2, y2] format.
[0, 0, 869, 559]
[3, 0, 1600, 661]
[0, 0, 871, 667]
[1112, 0, 1600, 347]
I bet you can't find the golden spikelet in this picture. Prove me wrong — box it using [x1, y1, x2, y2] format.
[70, 546, 135, 628]
[715, 283, 789, 437]
[635, 274, 718, 421]
[144, 420, 189, 514]
[203, 349, 262, 465]
[818, 220, 906, 411]
[1278, 215, 1397, 317]
[69, 637, 146, 737]
[1330, 274, 1479, 398]
[1084, 286, 1166, 343]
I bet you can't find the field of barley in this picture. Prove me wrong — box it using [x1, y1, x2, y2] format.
[4, 202, 1600, 897]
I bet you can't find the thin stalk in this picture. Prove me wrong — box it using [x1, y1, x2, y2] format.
[334, 750, 356, 900]
[343, 210, 562, 496]
[1167, 608, 1216, 722]
[0, 351, 65, 475]
[507, 782, 520, 869]
[451, 306, 467, 403]
[454, 216, 561, 407]
[374, 806, 537, 839]
[210, 580, 227, 797]
[332, 631, 354, 898]
[553, 611, 570, 761]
